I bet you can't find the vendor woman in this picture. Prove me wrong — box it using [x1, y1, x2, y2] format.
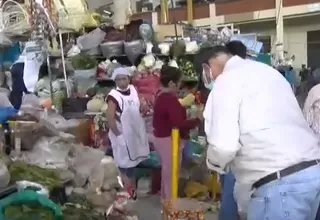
[9, 50, 47, 109]
[106, 67, 150, 200]
[153, 65, 202, 200]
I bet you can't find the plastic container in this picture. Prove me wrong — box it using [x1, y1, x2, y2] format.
[100, 41, 124, 58]
[73, 67, 97, 79]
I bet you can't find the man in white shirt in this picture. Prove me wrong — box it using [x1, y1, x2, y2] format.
[202, 46, 320, 219]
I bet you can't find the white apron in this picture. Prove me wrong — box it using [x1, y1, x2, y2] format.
[108, 85, 150, 168]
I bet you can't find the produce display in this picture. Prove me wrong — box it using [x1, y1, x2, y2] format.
[4, 204, 56, 220]
[8, 162, 61, 191]
[179, 58, 198, 81]
[3, 194, 104, 220]
[86, 94, 107, 112]
[71, 54, 97, 70]
[0, 23, 255, 220]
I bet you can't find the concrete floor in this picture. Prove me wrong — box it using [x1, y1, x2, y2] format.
[132, 195, 219, 220]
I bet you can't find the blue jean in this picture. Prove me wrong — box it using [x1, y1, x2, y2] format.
[219, 172, 239, 220]
[316, 207, 320, 220]
[248, 164, 320, 220]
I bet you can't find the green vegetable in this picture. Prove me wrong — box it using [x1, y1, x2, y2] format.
[4, 205, 56, 220]
[71, 54, 96, 70]
[170, 40, 186, 58]
[8, 162, 61, 190]
[178, 58, 198, 81]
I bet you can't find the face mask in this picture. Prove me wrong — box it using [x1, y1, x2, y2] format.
[204, 81, 214, 90]
[116, 86, 129, 92]
[202, 65, 215, 90]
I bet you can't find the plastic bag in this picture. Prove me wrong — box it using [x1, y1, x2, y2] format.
[0, 107, 18, 124]
[21, 136, 73, 169]
[68, 145, 105, 187]
[77, 28, 106, 50]
[74, 68, 97, 79]
[20, 94, 42, 116]
[67, 45, 81, 57]
[87, 156, 120, 192]
[75, 77, 97, 97]
[0, 159, 10, 188]
[0, 32, 12, 46]
[0, 93, 13, 108]
[39, 111, 79, 132]
[139, 151, 160, 168]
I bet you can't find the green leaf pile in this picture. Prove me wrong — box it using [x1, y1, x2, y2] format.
[71, 54, 97, 70]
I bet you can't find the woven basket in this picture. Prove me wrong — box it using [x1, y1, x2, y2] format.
[100, 41, 124, 58]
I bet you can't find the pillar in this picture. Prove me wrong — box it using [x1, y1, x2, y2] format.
[275, 0, 284, 62]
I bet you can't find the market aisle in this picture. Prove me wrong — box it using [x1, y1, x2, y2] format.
[131, 195, 219, 220]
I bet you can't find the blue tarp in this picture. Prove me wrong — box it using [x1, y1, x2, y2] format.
[0, 107, 18, 124]
[0, 43, 21, 65]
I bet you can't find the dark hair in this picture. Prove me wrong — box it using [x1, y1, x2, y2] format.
[160, 65, 182, 87]
[38, 63, 49, 80]
[200, 46, 231, 65]
[226, 41, 247, 59]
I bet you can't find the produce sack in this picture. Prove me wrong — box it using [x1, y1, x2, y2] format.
[0, 190, 63, 220]
[85, 190, 117, 213]
[68, 145, 105, 187]
[87, 156, 120, 191]
[0, 159, 10, 189]
[0, 92, 14, 108]
[54, 0, 90, 32]
[21, 136, 73, 169]
[132, 73, 160, 111]
[39, 111, 80, 132]
[112, 0, 132, 29]
[77, 28, 106, 50]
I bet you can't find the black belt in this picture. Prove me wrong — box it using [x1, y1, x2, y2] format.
[252, 159, 320, 189]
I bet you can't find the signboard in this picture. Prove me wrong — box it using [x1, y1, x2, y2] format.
[230, 34, 263, 55]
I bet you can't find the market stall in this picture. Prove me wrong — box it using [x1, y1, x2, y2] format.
[0, 0, 283, 216]
[0, 0, 140, 218]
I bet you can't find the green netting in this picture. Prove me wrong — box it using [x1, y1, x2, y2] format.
[190, 140, 205, 155]
[0, 191, 62, 220]
[138, 139, 205, 169]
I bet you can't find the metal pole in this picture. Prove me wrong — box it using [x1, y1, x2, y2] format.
[58, 30, 70, 97]
[187, 0, 193, 24]
[46, 52, 54, 105]
[160, 0, 169, 24]
[170, 0, 178, 41]
[171, 128, 179, 199]
[275, 0, 284, 62]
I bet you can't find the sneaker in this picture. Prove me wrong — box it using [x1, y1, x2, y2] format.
[128, 187, 137, 201]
